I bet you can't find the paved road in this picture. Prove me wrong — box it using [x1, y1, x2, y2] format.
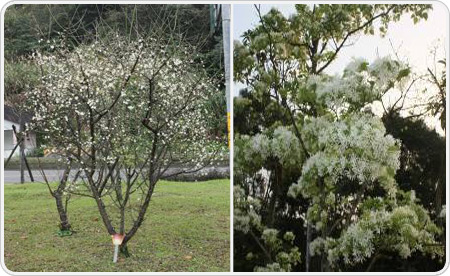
[4, 166, 229, 184]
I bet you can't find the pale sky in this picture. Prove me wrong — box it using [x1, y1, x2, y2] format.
[233, 3, 448, 133]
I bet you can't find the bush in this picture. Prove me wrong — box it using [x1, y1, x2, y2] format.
[25, 147, 44, 157]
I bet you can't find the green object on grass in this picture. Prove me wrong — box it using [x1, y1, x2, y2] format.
[57, 229, 73, 237]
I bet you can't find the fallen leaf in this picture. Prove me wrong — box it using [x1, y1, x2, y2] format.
[184, 255, 192, 260]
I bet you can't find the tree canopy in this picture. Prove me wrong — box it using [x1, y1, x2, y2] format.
[4, 4, 228, 258]
[233, 4, 445, 272]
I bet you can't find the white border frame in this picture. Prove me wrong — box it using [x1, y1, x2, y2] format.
[1, 1, 449, 275]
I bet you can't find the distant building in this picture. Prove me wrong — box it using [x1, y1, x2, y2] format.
[4, 105, 36, 157]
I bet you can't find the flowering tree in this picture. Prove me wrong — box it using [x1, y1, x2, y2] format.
[233, 4, 442, 272]
[235, 57, 443, 272]
[286, 59, 442, 271]
[28, 33, 226, 255]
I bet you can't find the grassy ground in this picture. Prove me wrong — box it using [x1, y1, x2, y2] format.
[3, 179, 230, 272]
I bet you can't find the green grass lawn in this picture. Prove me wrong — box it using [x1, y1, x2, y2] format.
[3, 179, 230, 272]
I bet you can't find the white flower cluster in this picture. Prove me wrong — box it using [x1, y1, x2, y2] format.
[252, 134, 272, 161]
[233, 186, 262, 233]
[271, 127, 303, 167]
[27, 35, 225, 177]
[328, 222, 375, 264]
[307, 57, 409, 113]
[289, 113, 400, 200]
[235, 126, 304, 172]
[324, 202, 442, 266]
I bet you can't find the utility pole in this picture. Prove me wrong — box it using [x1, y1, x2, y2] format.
[221, 4, 231, 147]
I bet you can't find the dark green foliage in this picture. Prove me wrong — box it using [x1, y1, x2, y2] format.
[4, 6, 37, 60]
[234, 88, 291, 136]
[25, 147, 44, 158]
[4, 4, 107, 59]
[383, 112, 445, 218]
[98, 5, 210, 42]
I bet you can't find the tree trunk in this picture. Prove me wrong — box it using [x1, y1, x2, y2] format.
[267, 192, 277, 228]
[435, 152, 445, 220]
[321, 250, 330, 272]
[19, 120, 25, 184]
[305, 217, 312, 272]
[54, 191, 71, 231]
[318, 177, 330, 272]
[53, 165, 72, 231]
[366, 252, 382, 272]
[320, 226, 330, 271]
[87, 173, 116, 234]
[111, 137, 159, 257]
[119, 242, 131, 257]
[121, 180, 157, 248]
[320, 221, 331, 272]
[436, 153, 445, 244]
[93, 195, 116, 234]
[267, 164, 282, 227]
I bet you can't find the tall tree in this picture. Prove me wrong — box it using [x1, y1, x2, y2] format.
[233, 4, 440, 272]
